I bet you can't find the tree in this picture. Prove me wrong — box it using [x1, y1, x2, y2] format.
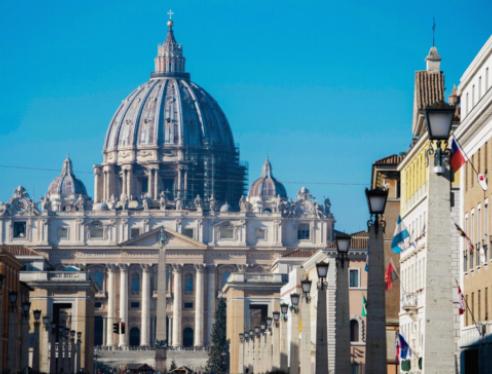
[206, 298, 229, 374]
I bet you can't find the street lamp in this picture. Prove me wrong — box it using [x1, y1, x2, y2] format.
[22, 301, 31, 319]
[336, 232, 352, 268]
[260, 323, 266, 336]
[290, 293, 300, 312]
[33, 309, 42, 322]
[272, 311, 280, 327]
[365, 187, 388, 233]
[301, 278, 312, 302]
[254, 326, 261, 338]
[266, 317, 273, 331]
[8, 291, 18, 307]
[316, 261, 329, 290]
[280, 303, 289, 321]
[244, 332, 249, 342]
[424, 101, 455, 174]
[239, 333, 245, 343]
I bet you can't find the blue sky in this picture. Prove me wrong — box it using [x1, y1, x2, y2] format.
[0, 0, 490, 232]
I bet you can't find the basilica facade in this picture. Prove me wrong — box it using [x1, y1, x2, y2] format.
[0, 17, 335, 355]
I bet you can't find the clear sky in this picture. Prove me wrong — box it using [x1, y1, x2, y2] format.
[0, 0, 490, 232]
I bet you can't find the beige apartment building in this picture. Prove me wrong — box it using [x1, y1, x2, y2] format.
[455, 35, 492, 373]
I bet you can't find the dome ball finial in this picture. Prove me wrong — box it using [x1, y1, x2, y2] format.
[167, 9, 174, 29]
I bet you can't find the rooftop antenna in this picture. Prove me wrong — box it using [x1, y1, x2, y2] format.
[432, 17, 436, 47]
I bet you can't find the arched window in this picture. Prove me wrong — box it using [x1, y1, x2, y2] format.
[350, 319, 359, 342]
[129, 327, 140, 347]
[184, 273, 194, 293]
[131, 273, 140, 294]
[183, 327, 194, 347]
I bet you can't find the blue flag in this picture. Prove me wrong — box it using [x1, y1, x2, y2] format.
[391, 216, 412, 254]
[398, 333, 411, 360]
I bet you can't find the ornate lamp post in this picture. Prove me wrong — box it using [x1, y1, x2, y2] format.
[32, 310, 41, 373]
[20, 301, 31, 373]
[365, 186, 388, 374]
[271, 312, 281, 370]
[290, 293, 300, 313]
[300, 276, 312, 374]
[289, 292, 301, 374]
[279, 303, 289, 371]
[335, 232, 352, 373]
[315, 261, 329, 373]
[8, 291, 18, 372]
[419, 101, 456, 372]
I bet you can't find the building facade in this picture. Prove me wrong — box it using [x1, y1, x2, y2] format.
[455, 35, 492, 373]
[371, 154, 404, 374]
[398, 46, 462, 373]
[0, 16, 336, 371]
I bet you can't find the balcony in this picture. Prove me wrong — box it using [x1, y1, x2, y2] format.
[401, 292, 418, 313]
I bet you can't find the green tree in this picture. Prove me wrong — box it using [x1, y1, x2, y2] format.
[206, 298, 229, 374]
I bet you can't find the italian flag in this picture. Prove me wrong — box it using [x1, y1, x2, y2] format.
[361, 296, 367, 317]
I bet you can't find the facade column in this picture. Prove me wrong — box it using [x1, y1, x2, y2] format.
[156, 248, 168, 344]
[272, 319, 281, 371]
[194, 265, 205, 347]
[141, 265, 151, 347]
[172, 265, 182, 347]
[93, 166, 102, 203]
[119, 265, 129, 347]
[206, 265, 217, 345]
[126, 167, 133, 199]
[106, 265, 116, 347]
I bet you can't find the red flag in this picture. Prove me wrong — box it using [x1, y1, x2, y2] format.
[450, 137, 466, 172]
[385, 261, 398, 291]
[454, 223, 474, 253]
[457, 286, 465, 315]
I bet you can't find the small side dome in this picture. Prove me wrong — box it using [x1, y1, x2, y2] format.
[249, 159, 287, 200]
[46, 158, 89, 212]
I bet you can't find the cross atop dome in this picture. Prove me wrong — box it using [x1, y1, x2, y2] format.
[167, 9, 174, 29]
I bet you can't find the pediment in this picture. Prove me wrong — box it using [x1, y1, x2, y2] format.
[119, 226, 207, 250]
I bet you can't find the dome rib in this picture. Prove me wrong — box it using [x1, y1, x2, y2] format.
[132, 80, 160, 148]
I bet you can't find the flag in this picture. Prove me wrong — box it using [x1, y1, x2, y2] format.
[455, 223, 474, 253]
[361, 296, 367, 317]
[450, 136, 466, 172]
[385, 261, 398, 291]
[456, 285, 465, 315]
[478, 173, 488, 191]
[398, 333, 411, 360]
[391, 216, 413, 254]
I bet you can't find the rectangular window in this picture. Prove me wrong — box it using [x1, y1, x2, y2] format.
[184, 302, 194, 309]
[95, 302, 102, 308]
[349, 269, 360, 288]
[485, 142, 488, 175]
[479, 290, 482, 321]
[13, 221, 27, 238]
[219, 225, 234, 240]
[472, 292, 475, 324]
[182, 228, 194, 239]
[464, 252, 468, 272]
[486, 288, 489, 321]
[90, 223, 104, 239]
[58, 227, 69, 240]
[297, 223, 310, 240]
[255, 228, 266, 240]
[130, 228, 140, 239]
[130, 301, 140, 309]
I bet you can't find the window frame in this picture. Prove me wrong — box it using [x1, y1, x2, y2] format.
[13, 221, 27, 239]
[349, 268, 360, 289]
[297, 223, 311, 240]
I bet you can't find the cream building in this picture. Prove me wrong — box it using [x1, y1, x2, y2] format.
[454, 34, 492, 373]
[0, 16, 336, 371]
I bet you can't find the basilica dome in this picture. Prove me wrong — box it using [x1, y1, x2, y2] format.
[103, 19, 235, 158]
[94, 17, 246, 209]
